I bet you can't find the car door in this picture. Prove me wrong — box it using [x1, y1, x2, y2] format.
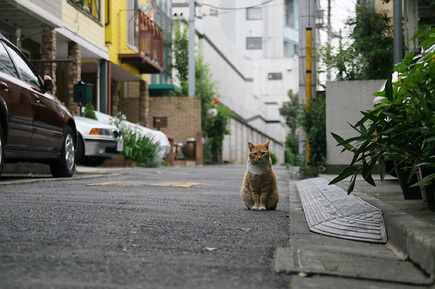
[0, 40, 33, 150]
[4, 42, 62, 152]
[30, 91, 63, 152]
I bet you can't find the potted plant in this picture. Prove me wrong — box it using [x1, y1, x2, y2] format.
[329, 26, 435, 210]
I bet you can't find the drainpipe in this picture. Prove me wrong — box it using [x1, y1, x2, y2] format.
[96, 59, 101, 111]
[393, 0, 403, 64]
[188, 0, 195, 97]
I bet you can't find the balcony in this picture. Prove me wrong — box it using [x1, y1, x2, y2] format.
[118, 10, 163, 74]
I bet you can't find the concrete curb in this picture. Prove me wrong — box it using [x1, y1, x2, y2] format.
[275, 179, 434, 285]
[355, 191, 435, 278]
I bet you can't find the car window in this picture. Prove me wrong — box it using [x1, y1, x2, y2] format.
[0, 41, 18, 78]
[4, 43, 40, 87]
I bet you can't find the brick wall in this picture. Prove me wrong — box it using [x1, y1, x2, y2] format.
[118, 97, 140, 123]
[148, 97, 201, 144]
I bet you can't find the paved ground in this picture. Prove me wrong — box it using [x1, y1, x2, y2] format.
[1, 164, 434, 289]
[0, 165, 292, 289]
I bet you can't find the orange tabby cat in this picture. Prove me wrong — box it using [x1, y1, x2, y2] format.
[241, 141, 279, 210]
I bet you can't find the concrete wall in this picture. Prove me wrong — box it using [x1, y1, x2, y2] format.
[326, 80, 385, 173]
[147, 97, 202, 144]
[223, 117, 285, 165]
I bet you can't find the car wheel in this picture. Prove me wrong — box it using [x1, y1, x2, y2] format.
[76, 135, 86, 164]
[0, 125, 4, 177]
[50, 126, 75, 177]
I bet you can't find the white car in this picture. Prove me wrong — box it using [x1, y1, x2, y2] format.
[93, 111, 171, 162]
[75, 116, 123, 166]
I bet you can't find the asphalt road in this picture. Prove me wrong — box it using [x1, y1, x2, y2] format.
[0, 165, 292, 289]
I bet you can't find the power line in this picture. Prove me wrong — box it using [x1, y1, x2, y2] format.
[200, 0, 275, 11]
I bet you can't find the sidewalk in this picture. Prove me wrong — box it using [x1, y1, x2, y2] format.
[275, 173, 435, 288]
[324, 174, 435, 278]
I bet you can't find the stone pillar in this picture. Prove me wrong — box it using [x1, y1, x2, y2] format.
[139, 80, 149, 127]
[67, 41, 81, 115]
[41, 29, 57, 95]
[111, 79, 119, 115]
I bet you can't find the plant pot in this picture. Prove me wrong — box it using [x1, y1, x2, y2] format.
[394, 160, 422, 200]
[421, 167, 435, 211]
[184, 139, 196, 159]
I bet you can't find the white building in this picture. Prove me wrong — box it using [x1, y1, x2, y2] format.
[173, 0, 299, 164]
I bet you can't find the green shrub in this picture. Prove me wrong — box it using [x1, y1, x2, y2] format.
[297, 95, 326, 177]
[83, 102, 97, 120]
[112, 112, 161, 167]
[270, 152, 277, 165]
[122, 130, 161, 167]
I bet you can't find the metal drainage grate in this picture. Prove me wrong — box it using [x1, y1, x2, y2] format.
[296, 177, 387, 243]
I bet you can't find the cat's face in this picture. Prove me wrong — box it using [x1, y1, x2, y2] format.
[248, 141, 270, 164]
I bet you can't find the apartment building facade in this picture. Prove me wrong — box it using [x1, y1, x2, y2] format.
[0, 0, 170, 127]
[173, 0, 299, 163]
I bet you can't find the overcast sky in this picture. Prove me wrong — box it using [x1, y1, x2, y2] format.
[318, 0, 356, 47]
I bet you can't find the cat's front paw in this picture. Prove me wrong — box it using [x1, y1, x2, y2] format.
[251, 205, 259, 211]
[258, 206, 266, 211]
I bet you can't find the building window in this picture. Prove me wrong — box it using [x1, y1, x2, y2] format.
[126, 0, 139, 49]
[268, 73, 283, 80]
[68, 0, 101, 23]
[246, 7, 262, 20]
[210, 9, 218, 17]
[285, 0, 294, 27]
[246, 37, 262, 50]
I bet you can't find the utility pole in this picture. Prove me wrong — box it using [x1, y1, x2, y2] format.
[326, 0, 331, 81]
[299, 0, 316, 167]
[188, 0, 196, 97]
[393, 0, 403, 64]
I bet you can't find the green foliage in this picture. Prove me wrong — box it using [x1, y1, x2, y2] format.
[280, 90, 300, 165]
[270, 152, 277, 165]
[172, 19, 189, 88]
[279, 90, 299, 136]
[205, 104, 232, 163]
[297, 95, 326, 177]
[330, 26, 435, 193]
[112, 112, 161, 167]
[83, 102, 97, 120]
[318, 4, 393, 80]
[122, 131, 161, 167]
[284, 135, 299, 165]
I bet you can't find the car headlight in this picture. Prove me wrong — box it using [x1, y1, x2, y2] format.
[89, 128, 112, 136]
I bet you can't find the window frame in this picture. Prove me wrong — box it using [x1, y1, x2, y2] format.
[246, 37, 262, 50]
[246, 7, 262, 20]
[267, 73, 283, 80]
[68, 0, 102, 24]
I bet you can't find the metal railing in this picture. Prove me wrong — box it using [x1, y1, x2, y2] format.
[137, 10, 163, 66]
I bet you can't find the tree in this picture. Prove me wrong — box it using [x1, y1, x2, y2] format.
[172, 20, 189, 89]
[297, 94, 326, 176]
[318, 3, 393, 80]
[348, 4, 394, 79]
[279, 89, 299, 136]
[172, 19, 231, 163]
[279, 90, 299, 165]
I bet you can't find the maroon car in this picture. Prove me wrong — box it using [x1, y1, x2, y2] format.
[0, 34, 77, 177]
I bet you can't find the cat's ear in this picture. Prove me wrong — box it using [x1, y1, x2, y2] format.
[248, 142, 255, 151]
[265, 140, 270, 149]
